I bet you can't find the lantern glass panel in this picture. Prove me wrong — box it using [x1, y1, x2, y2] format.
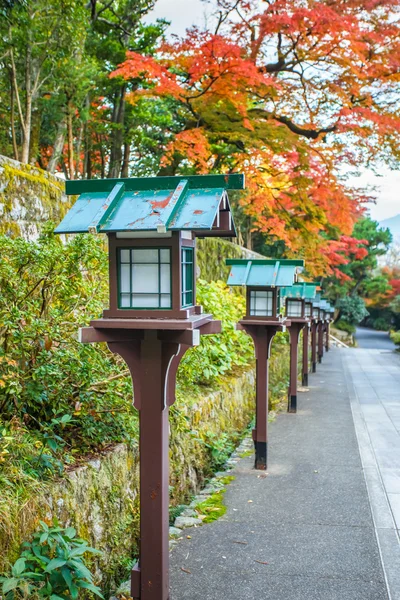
[117, 248, 171, 309]
[181, 247, 194, 308]
[305, 303, 311, 317]
[249, 290, 274, 317]
[313, 307, 319, 318]
[287, 299, 303, 318]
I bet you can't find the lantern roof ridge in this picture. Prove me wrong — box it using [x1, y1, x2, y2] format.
[226, 258, 305, 288]
[55, 173, 244, 236]
[280, 282, 319, 300]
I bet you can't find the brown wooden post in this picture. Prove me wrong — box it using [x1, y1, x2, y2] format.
[106, 334, 183, 600]
[318, 320, 324, 363]
[288, 322, 305, 413]
[302, 325, 309, 386]
[239, 323, 279, 470]
[80, 318, 220, 600]
[325, 321, 330, 352]
[311, 321, 317, 373]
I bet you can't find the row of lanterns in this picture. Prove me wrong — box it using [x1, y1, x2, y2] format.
[55, 173, 334, 600]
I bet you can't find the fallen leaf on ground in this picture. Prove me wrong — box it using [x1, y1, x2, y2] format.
[248, 500, 253, 503]
[181, 567, 191, 574]
[232, 540, 248, 545]
[254, 560, 269, 565]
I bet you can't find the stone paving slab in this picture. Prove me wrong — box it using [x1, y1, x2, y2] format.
[170, 348, 389, 599]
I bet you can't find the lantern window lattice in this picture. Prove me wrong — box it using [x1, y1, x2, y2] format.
[286, 299, 303, 318]
[181, 247, 194, 308]
[118, 247, 172, 309]
[249, 290, 274, 317]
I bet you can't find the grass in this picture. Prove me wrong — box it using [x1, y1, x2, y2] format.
[195, 476, 235, 523]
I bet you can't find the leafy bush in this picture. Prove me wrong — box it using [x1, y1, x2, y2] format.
[0, 230, 138, 461]
[178, 280, 254, 385]
[390, 331, 400, 346]
[334, 320, 356, 334]
[372, 317, 390, 331]
[0, 520, 102, 599]
[336, 295, 369, 325]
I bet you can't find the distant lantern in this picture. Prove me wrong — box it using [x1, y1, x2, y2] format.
[226, 259, 304, 322]
[225, 258, 304, 469]
[279, 282, 319, 412]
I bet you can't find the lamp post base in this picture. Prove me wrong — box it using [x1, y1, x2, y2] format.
[288, 394, 297, 413]
[254, 440, 267, 470]
[312, 361, 316, 373]
[302, 373, 308, 386]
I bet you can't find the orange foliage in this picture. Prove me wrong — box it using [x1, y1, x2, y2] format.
[111, 0, 400, 276]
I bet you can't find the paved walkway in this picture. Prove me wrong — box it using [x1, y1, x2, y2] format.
[170, 346, 393, 599]
[356, 327, 395, 350]
[345, 345, 400, 600]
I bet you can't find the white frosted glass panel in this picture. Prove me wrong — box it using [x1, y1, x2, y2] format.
[132, 249, 159, 263]
[120, 293, 130, 307]
[287, 300, 302, 317]
[160, 264, 171, 293]
[160, 249, 170, 263]
[255, 295, 267, 311]
[160, 294, 171, 307]
[132, 294, 159, 308]
[250, 291, 273, 316]
[120, 249, 130, 263]
[120, 264, 130, 293]
[132, 264, 158, 293]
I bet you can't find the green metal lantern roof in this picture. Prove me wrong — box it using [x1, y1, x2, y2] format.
[226, 259, 304, 287]
[54, 174, 244, 236]
[280, 282, 320, 300]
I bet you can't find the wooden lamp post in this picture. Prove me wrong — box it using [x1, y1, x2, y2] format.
[225, 259, 304, 469]
[317, 301, 329, 364]
[310, 297, 321, 373]
[280, 283, 319, 411]
[54, 173, 244, 600]
[325, 305, 334, 351]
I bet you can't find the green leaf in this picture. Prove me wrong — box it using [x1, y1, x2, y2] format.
[61, 566, 73, 590]
[3, 578, 19, 593]
[12, 558, 26, 576]
[69, 559, 92, 581]
[64, 527, 76, 539]
[45, 558, 67, 572]
[78, 581, 104, 598]
[50, 595, 66, 600]
[40, 532, 49, 544]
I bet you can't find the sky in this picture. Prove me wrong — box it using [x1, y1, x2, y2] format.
[145, 0, 400, 223]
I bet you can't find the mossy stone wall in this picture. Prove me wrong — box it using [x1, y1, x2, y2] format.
[0, 155, 70, 238]
[0, 369, 255, 594]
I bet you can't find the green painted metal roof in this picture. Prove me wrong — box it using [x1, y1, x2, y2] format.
[55, 174, 244, 236]
[280, 282, 320, 300]
[226, 259, 304, 287]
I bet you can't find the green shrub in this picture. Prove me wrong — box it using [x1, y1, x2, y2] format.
[336, 295, 369, 325]
[0, 520, 103, 599]
[178, 280, 254, 385]
[372, 317, 390, 331]
[390, 331, 400, 346]
[334, 320, 356, 334]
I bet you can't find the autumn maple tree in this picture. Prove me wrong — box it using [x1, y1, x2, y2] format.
[111, 0, 400, 277]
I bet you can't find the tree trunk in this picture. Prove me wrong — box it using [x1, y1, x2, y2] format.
[21, 45, 32, 164]
[67, 102, 74, 179]
[10, 74, 19, 161]
[29, 107, 41, 165]
[121, 141, 130, 178]
[47, 119, 66, 173]
[108, 85, 126, 178]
